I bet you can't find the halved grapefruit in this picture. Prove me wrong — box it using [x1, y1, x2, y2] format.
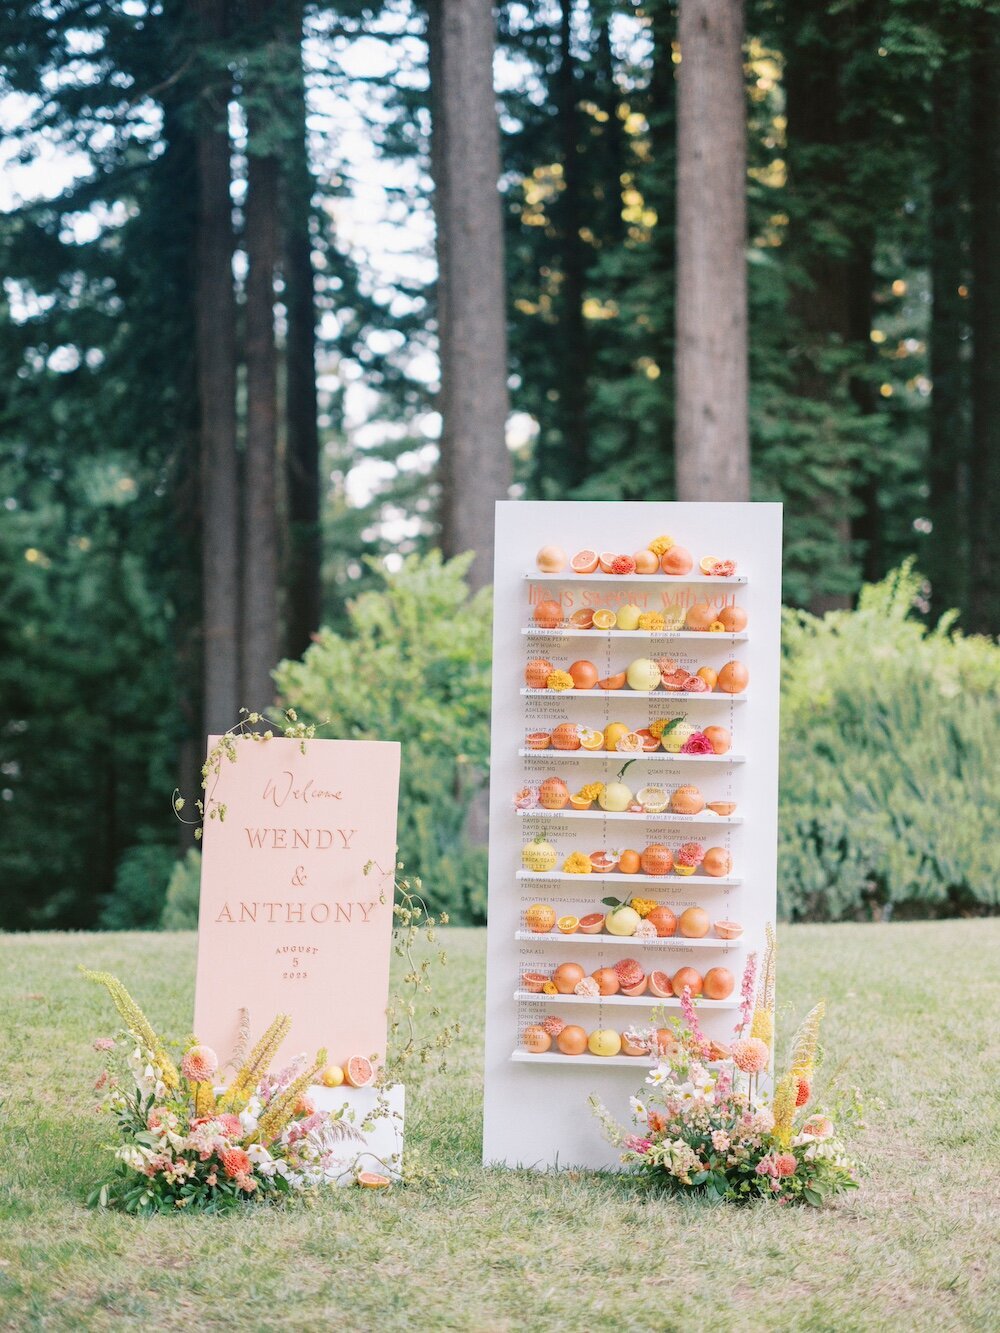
[344, 1055, 375, 1088]
[571, 549, 599, 574]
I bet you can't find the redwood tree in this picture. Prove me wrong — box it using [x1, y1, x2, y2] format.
[195, 0, 240, 732]
[241, 0, 281, 708]
[674, 0, 750, 501]
[428, 0, 511, 589]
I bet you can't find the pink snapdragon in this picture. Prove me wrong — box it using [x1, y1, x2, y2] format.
[679, 986, 713, 1061]
[734, 952, 757, 1038]
[624, 1135, 652, 1153]
[93, 1037, 115, 1052]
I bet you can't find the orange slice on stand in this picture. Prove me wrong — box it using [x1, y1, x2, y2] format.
[344, 1055, 375, 1088]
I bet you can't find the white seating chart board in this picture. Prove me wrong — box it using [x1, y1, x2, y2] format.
[483, 501, 782, 1169]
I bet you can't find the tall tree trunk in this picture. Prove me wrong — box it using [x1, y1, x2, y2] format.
[674, 0, 749, 501]
[781, 2, 872, 612]
[554, 0, 590, 487]
[241, 0, 281, 706]
[428, 0, 511, 590]
[927, 50, 970, 619]
[283, 0, 322, 659]
[195, 0, 240, 733]
[968, 8, 1000, 634]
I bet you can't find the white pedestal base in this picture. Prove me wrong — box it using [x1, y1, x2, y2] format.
[309, 1083, 405, 1183]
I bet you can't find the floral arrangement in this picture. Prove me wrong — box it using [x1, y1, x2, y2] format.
[84, 968, 371, 1213]
[591, 927, 860, 1206]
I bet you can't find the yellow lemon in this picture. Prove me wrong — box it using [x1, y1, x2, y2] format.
[320, 1064, 345, 1088]
[588, 1029, 623, 1057]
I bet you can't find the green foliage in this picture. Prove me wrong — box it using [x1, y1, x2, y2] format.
[159, 849, 203, 930]
[274, 552, 492, 923]
[779, 563, 1000, 919]
[98, 845, 178, 931]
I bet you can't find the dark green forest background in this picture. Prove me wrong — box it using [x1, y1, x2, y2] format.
[1, 0, 998, 930]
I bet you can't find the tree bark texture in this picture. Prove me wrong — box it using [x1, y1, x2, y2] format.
[241, 0, 281, 707]
[195, 0, 240, 732]
[674, 0, 750, 502]
[968, 8, 1000, 634]
[554, 0, 591, 487]
[282, 1, 323, 661]
[428, 0, 511, 590]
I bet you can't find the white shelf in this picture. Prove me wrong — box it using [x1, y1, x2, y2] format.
[525, 572, 746, 585]
[509, 1050, 726, 1068]
[522, 628, 748, 641]
[521, 688, 747, 702]
[510, 1051, 663, 1068]
[514, 990, 740, 1008]
[517, 870, 741, 887]
[515, 932, 738, 950]
[519, 748, 745, 764]
[517, 807, 741, 825]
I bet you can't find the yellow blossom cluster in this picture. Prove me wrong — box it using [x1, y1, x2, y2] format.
[577, 781, 605, 801]
[638, 612, 666, 631]
[629, 898, 658, 917]
[646, 535, 675, 556]
[546, 670, 575, 691]
[562, 851, 593, 874]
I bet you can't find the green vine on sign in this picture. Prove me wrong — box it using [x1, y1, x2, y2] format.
[172, 707, 320, 838]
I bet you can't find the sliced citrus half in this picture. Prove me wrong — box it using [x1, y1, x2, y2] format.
[569, 793, 593, 810]
[357, 1171, 391, 1188]
[615, 731, 644, 753]
[571, 549, 600, 574]
[592, 608, 617, 629]
[699, 556, 719, 574]
[637, 785, 669, 813]
[344, 1055, 375, 1088]
[557, 915, 580, 934]
[578, 727, 604, 750]
[598, 552, 617, 573]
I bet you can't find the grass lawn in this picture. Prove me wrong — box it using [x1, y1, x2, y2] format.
[1, 921, 998, 1332]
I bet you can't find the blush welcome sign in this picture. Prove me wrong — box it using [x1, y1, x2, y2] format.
[194, 736, 401, 1078]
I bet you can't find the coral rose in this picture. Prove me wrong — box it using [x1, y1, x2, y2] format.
[181, 1044, 219, 1083]
[730, 1037, 770, 1073]
[775, 1153, 797, 1177]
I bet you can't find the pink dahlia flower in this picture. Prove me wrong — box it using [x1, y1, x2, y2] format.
[730, 1037, 769, 1073]
[218, 1146, 252, 1179]
[795, 1076, 811, 1107]
[182, 1044, 219, 1083]
[775, 1153, 797, 1177]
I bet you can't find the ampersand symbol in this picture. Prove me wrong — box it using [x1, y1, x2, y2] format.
[291, 865, 307, 886]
